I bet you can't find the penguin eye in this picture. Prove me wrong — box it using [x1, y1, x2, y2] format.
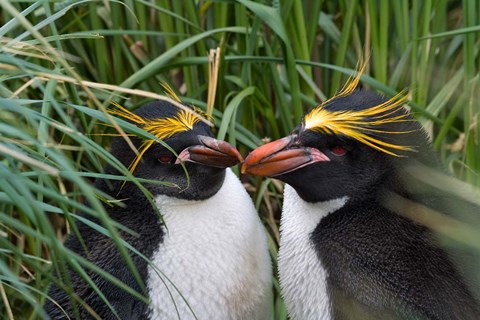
[158, 155, 173, 164]
[330, 146, 347, 156]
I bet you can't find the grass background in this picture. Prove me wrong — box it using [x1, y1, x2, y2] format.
[0, 0, 479, 319]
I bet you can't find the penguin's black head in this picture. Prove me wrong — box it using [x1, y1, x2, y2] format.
[243, 88, 436, 203]
[100, 101, 242, 201]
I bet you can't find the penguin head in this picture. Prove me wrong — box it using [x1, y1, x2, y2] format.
[242, 88, 435, 203]
[102, 101, 242, 200]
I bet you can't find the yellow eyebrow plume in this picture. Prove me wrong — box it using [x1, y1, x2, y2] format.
[161, 82, 182, 103]
[304, 86, 415, 157]
[109, 102, 201, 141]
[108, 100, 202, 173]
[332, 60, 367, 100]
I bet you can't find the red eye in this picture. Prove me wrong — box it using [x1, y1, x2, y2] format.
[158, 155, 173, 164]
[331, 146, 347, 156]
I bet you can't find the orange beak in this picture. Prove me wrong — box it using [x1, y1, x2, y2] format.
[241, 135, 330, 177]
[177, 135, 244, 168]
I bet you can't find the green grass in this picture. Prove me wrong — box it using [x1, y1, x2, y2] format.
[0, 0, 479, 319]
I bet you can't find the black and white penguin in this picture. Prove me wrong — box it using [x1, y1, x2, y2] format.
[242, 75, 480, 319]
[45, 100, 272, 319]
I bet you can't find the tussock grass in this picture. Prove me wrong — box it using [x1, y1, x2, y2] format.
[0, 1, 478, 319]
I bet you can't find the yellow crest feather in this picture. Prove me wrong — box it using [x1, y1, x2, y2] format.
[159, 83, 211, 122]
[108, 100, 202, 173]
[304, 82, 415, 157]
[141, 108, 201, 141]
[161, 82, 182, 102]
[334, 60, 366, 99]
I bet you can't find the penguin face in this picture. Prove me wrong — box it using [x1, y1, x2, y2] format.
[264, 128, 390, 202]
[242, 89, 427, 203]
[104, 101, 242, 200]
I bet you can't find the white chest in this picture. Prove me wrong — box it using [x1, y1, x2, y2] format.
[146, 169, 272, 320]
[278, 185, 347, 320]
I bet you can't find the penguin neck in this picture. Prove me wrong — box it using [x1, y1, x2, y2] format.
[146, 168, 272, 319]
[278, 184, 348, 319]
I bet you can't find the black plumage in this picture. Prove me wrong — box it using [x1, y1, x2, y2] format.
[45, 101, 242, 319]
[243, 88, 480, 319]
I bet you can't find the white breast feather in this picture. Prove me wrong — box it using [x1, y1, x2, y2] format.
[147, 168, 272, 320]
[278, 184, 347, 320]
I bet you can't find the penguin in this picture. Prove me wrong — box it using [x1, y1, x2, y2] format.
[45, 100, 272, 319]
[242, 74, 480, 319]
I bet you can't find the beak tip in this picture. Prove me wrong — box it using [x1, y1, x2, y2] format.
[240, 163, 247, 174]
[235, 152, 244, 164]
